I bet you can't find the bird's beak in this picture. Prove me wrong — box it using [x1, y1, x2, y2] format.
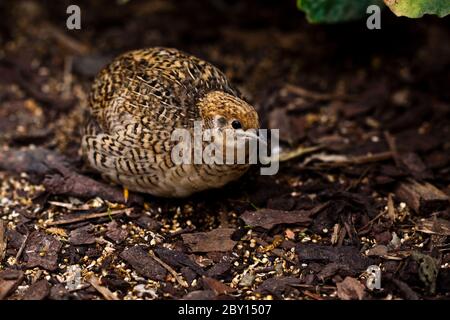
[236, 130, 267, 146]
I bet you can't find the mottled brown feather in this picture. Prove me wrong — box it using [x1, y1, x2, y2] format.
[82, 47, 259, 197]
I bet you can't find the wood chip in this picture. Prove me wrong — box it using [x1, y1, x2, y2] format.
[182, 228, 236, 253]
[366, 245, 388, 257]
[256, 276, 301, 298]
[154, 247, 204, 275]
[202, 276, 236, 295]
[22, 279, 51, 300]
[387, 193, 396, 220]
[105, 221, 128, 244]
[297, 244, 372, 272]
[242, 209, 311, 230]
[182, 290, 216, 300]
[148, 250, 188, 288]
[24, 231, 62, 271]
[120, 246, 167, 281]
[415, 217, 450, 236]
[241, 203, 327, 230]
[395, 179, 449, 214]
[69, 224, 96, 245]
[336, 276, 366, 300]
[0, 269, 24, 300]
[392, 279, 419, 300]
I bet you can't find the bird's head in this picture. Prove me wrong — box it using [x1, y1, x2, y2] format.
[198, 91, 259, 131]
[197, 91, 260, 163]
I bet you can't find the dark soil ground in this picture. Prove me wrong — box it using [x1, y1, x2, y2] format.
[0, 0, 449, 300]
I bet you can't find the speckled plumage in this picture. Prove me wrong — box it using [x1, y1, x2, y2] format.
[81, 47, 259, 197]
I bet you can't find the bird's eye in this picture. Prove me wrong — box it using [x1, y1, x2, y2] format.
[231, 120, 242, 129]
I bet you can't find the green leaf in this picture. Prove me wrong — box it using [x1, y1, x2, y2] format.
[384, 0, 450, 18]
[297, 0, 385, 23]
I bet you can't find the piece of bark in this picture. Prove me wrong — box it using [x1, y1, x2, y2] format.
[182, 228, 236, 253]
[366, 245, 389, 257]
[22, 279, 51, 300]
[415, 217, 450, 236]
[182, 290, 216, 300]
[395, 179, 449, 214]
[135, 215, 161, 231]
[120, 246, 166, 281]
[148, 251, 188, 288]
[255, 276, 301, 298]
[317, 263, 352, 281]
[154, 247, 204, 275]
[69, 224, 96, 245]
[0, 147, 66, 179]
[180, 267, 197, 284]
[400, 152, 433, 180]
[336, 277, 366, 300]
[5, 229, 26, 253]
[43, 168, 143, 205]
[105, 221, 128, 244]
[240, 203, 327, 230]
[24, 231, 62, 271]
[241, 209, 311, 230]
[49, 284, 70, 300]
[0, 269, 24, 300]
[206, 261, 232, 278]
[392, 278, 420, 300]
[296, 244, 372, 272]
[202, 276, 236, 295]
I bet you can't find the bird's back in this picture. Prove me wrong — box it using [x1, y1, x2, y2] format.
[88, 47, 239, 134]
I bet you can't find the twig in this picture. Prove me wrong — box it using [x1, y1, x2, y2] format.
[43, 23, 90, 55]
[345, 166, 371, 191]
[308, 151, 393, 169]
[15, 232, 29, 263]
[166, 225, 196, 238]
[0, 221, 6, 263]
[331, 223, 340, 245]
[284, 84, 353, 102]
[303, 290, 324, 300]
[62, 56, 73, 99]
[48, 201, 98, 211]
[148, 250, 189, 288]
[46, 208, 133, 226]
[278, 145, 322, 163]
[387, 193, 396, 221]
[68, 283, 91, 293]
[86, 275, 119, 300]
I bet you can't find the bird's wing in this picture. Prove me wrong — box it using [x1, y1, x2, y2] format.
[89, 47, 239, 134]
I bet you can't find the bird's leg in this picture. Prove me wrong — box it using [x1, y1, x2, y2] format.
[123, 187, 129, 203]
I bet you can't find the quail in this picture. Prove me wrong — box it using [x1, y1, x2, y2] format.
[81, 47, 260, 197]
